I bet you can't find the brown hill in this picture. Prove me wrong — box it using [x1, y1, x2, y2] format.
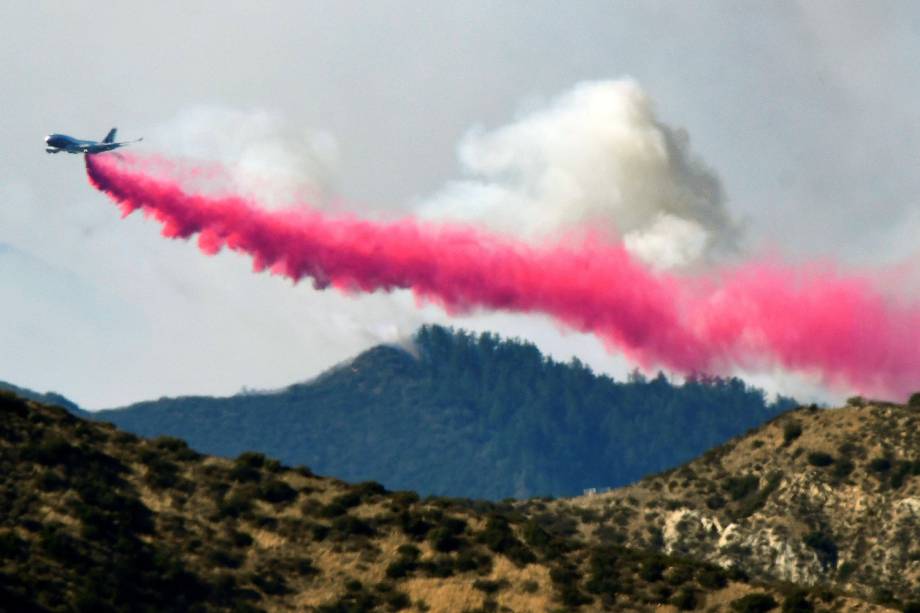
[0, 391, 901, 612]
[550, 400, 919, 609]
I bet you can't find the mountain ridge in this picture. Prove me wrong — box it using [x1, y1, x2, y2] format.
[90, 325, 796, 499]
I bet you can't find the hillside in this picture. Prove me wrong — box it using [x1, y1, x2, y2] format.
[0, 380, 85, 417]
[0, 392, 892, 612]
[540, 400, 920, 607]
[93, 325, 795, 499]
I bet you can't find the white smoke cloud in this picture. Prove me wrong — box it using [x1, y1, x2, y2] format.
[147, 107, 341, 209]
[421, 79, 739, 269]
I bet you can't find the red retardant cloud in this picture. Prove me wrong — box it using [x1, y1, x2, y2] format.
[86, 153, 920, 400]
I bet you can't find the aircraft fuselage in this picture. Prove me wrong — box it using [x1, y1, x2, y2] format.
[44, 129, 141, 155]
[45, 134, 122, 154]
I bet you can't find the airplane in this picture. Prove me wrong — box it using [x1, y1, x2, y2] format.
[44, 128, 142, 155]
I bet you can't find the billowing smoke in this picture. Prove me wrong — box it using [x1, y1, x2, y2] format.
[85, 152, 920, 399]
[422, 79, 738, 269]
[146, 106, 341, 209]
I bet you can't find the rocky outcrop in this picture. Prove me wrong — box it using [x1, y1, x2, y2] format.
[557, 403, 920, 605]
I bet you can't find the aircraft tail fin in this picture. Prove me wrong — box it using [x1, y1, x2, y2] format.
[102, 128, 117, 144]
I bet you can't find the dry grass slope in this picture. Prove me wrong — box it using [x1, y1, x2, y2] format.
[0, 391, 909, 612]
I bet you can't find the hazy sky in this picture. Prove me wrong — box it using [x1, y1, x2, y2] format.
[2, 2, 919, 408]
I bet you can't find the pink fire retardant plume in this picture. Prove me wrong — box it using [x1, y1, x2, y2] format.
[85, 153, 920, 399]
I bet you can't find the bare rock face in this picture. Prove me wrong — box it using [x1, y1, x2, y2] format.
[556, 402, 920, 604]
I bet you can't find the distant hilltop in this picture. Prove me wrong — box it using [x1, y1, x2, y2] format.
[89, 325, 797, 499]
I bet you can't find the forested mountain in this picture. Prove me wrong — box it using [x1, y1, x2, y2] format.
[94, 326, 795, 499]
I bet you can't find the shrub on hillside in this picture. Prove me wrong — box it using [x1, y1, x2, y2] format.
[397, 510, 433, 540]
[697, 567, 728, 590]
[476, 515, 535, 566]
[782, 589, 814, 612]
[39, 525, 81, 564]
[728, 566, 750, 582]
[723, 475, 759, 501]
[803, 531, 837, 569]
[395, 543, 420, 559]
[428, 526, 463, 553]
[316, 581, 381, 613]
[230, 451, 281, 479]
[22, 435, 79, 466]
[419, 554, 455, 578]
[235, 451, 266, 468]
[550, 564, 592, 607]
[0, 390, 27, 415]
[217, 489, 255, 519]
[331, 515, 375, 538]
[259, 480, 297, 504]
[207, 547, 244, 569]
[836, 561, 856, 581]
[907, 392, 920, 408]
[831, 458, 854, 480]
[229, 529, 253, 547]
[671, 587, 698, 610]
[383, 589, 411, 611]
[386, 555, 417, 579]
[0, 532, 27, 561]
[706, 494, 727, 510]
[666, 565, 695, 586]
[731, 593, 778, 612]
[783, 421, 803, 445]
[837, 441, 865, 458]
[316, 491, 364, 518]
[890, 461, 913, 489]
[37, 469, 67, 492]
[651, 583, 675, 602]
[640, 556, 667, 582]
[472, 579, 507, 595]
[144, 457, 180, 489]
[522, 520, 551, 549]
[390, 491, 420, 507]
[585, 547, 620, 597]
[455, 549, 493, 575]
[229, 463, 261, 483]
[250, 571, 288, 595]
[331, 491, 363, 510]
[353, 480, 388, 499]
[806, 452, 834, 467]
[151, 436, 200, 461]
[868, 457, 892, 473]
[291, 557, 318, 577]
[294, 465, 315, 478]
[594, 525, 627, 546]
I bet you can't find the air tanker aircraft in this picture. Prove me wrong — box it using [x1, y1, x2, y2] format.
[45, 128, 142, 154]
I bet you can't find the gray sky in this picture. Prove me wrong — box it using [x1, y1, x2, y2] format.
[2, 2, 919, 408]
